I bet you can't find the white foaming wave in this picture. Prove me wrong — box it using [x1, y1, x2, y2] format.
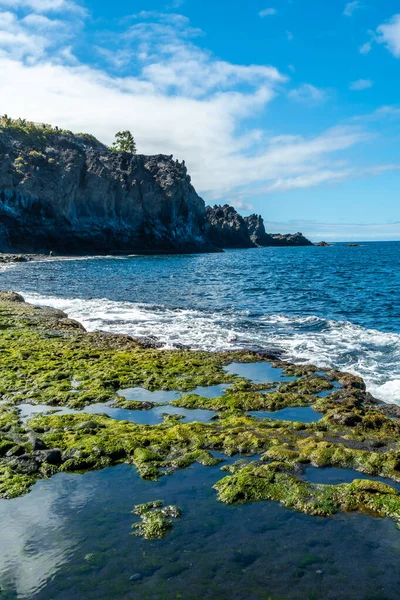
[20, 292, 400, 405]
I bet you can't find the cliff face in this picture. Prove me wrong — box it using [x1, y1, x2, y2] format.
[0, 126, 216, 254]
[205, 205, 254, 248]
[243, 214, 276, 246]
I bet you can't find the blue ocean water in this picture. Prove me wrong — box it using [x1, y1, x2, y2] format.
[1, 242, 400, 403]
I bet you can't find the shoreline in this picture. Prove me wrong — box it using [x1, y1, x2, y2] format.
[1, 291, 400, 533]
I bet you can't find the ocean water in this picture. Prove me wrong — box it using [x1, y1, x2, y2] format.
[2, 243, 400, 599]
[1, 242, 399, 404]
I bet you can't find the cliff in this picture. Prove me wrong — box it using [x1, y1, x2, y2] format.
[205, 205, 254, 248]
[205, 206, 313, 248]
[0, 123, 216, 254]
[0, 120, 313, 255]
[243, 214, 276, 246]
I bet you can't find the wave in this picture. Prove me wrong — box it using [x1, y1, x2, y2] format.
[21, 292, 400, 405]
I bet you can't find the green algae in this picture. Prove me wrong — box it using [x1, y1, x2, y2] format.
[132, 500, 182, 540]
[2, 292, 400, 533]
[171, 390, 315, 412]
[110, 399, 166, 410]
[0, 294, 264, 410]
[0, 464, 35, 499]
[214, 461, 400, 526]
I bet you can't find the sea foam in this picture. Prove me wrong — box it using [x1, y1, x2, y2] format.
[21, 292, 400, 406]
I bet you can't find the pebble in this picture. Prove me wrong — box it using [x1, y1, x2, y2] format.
[130, 573, 143, 582]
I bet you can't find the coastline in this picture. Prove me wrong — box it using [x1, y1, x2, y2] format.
[1, 290, 400, 532]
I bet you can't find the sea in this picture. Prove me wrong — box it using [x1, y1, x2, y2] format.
[1, 242, 399, 404]
[1, 242, 400, 599]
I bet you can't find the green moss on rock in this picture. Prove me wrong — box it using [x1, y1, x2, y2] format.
[214, 461, 400, 525]
[132, 500, 182, 540]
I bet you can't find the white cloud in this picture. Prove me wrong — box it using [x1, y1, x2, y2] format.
[350, 78, 373, 90]
[376, 14, 400, 58]
[343, 1, 362, 17]
[286, 30, 294, 41]
[288, 83, 326, 105]
[0, 6, 79, 61]
[0, 0, 85, 14]
[359, 41, 372, 54]
[259, 8, 277, 17]
[0, 8, 394, 203]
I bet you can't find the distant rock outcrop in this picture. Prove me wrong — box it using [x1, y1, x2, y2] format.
[0, 124, 217, 254]
[205, 206, 313, 248]
[205, 205, 254, 248]
[243, 214, 276, 246]
[269, 232, 314, 247]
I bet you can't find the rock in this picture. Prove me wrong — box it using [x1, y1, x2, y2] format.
[205, 205, 254, 248]
[6, 445, 25, 457]
[243, 214, 276, 246]
[43, 449, 62, 465]
[347, 244, 360, 247]
[316, 241, 332, 247]
[10, 454, 41, 474]
[161, 505, 182, 518]
[269, 232, 313, 247]
[27, 433, 47, 451]
[0, 255, 28, 263]
[0, 127, 218, 255]
[244, 215, 313, 247]
[330, 412, 362, 427]
[0, 292, 25, 303]
[129, 574, 143, 582]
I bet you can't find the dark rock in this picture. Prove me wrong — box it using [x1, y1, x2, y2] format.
[42, 449, 62, 465]
[10, 454, 41, 474]
[269, 232, 313, 247]
[0, 255, 28, 263]
[0, 128, 218, 255]
[316, 241, 332, 247]
[27, 433, 47, 451]
[6, 444, 25, 457]
[205, 205, 254, 248]
[130, 574, 143, 582]
[243, 214, 276, 246]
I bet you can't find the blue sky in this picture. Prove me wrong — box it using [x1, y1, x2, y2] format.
[0, 0, 399, 240]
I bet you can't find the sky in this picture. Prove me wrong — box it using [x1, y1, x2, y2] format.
[0, 1, 399, 240]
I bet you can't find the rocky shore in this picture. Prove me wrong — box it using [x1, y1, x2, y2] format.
[0, 121, 312, 254]
[1, 291, 400, 532]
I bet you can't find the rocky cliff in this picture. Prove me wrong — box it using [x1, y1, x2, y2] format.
[205, 206, 313, 248]
[0, 123, 216, 254]
[205, 205, 254, 248]
[243, 214, 276, 246]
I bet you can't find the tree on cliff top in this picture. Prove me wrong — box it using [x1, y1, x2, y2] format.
[111, 130, 137, 154]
